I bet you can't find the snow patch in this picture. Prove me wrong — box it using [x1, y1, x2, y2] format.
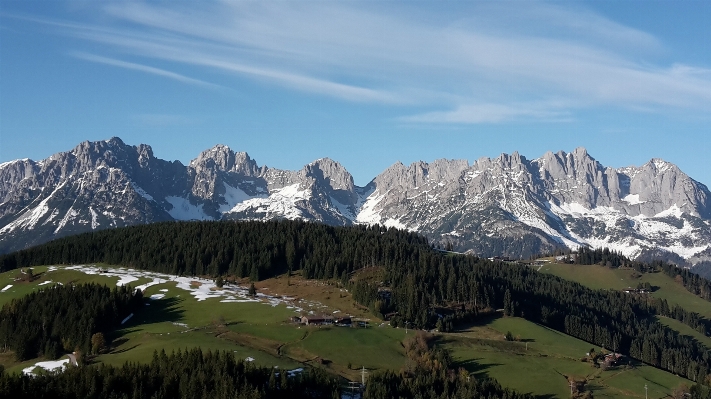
[655, 204, 683, 218]
[383, 218, 407, 230]
[652, 159, 671, 173]
[0, 158, 30, 169]
[165, 196, 213, 221]
[622, 194, 644, 205]
[330, 196, 354, 219]
[0, 181, 71, 234]
[23, 358, 70, 376]
[131, 182, 154, 201]
[355, 191, 383, 224]
[227, 184, 309, 220]
[54, 265, 348, 316]
[89, 207, 100, 229]
[55, 207, 79, 233]
[220, 182, 259, 213]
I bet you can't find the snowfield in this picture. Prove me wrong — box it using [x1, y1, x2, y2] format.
[61, 265, 317, 315]
[22, 358, 70, 376]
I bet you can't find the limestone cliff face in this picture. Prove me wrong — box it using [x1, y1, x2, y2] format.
[360, 148, 711, 263]
[1, 138, 709, 267]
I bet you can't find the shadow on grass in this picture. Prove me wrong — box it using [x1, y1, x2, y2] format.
[109, 297, 185, 340]
[453, 312, 504, 331]
[455, 357, 504, 375]
[111, 337, 130, 347]
[110, 344, 140, 355]
[135, 297, 185, 325]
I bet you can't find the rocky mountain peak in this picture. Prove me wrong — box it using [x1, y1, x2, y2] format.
[301, 158, 355, 192]
[372, 159, 469, 193]
[1, 139, 710, 268]
[189, 145, 259, 177]
[618, 157, 710, 218]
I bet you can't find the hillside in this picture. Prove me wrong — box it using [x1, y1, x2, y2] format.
[3, 220, 711, 386]
[0, 265, 695, 398]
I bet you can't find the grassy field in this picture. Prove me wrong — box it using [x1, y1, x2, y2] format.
[283, 324, 408, 379]
[656, 316, 711, 348]
[444, 315, 692, 398]
[539, 262, 711, 319]
[0, 266, 406, 380]
[0, 266, 123, 307]
[0, 264, 699, 397]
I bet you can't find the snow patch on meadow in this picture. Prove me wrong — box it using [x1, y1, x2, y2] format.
[58, 265, 317, 313]
[22, 358, 70, 376]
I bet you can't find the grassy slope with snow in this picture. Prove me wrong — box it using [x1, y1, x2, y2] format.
[0, 264, 699, 396]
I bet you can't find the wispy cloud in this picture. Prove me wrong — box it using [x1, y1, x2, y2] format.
[71, 53, 222, 90]
[401, 103, 572, 124]
[25, 1, 711, 123]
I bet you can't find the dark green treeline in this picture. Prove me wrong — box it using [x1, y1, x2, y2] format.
[0, 347, 339, 399]
[0, 347, 530, 399]
[0, 283, 142, 361]
[0, 220, 429, 281]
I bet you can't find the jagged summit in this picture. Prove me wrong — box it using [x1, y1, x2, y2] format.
[1, 138, 710, 268]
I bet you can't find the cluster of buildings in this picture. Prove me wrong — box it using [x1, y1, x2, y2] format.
[292, 314, 354, 326]
[603, 353, 624, 365]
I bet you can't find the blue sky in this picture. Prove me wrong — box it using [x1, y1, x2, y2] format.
[1, 1, 710, 187]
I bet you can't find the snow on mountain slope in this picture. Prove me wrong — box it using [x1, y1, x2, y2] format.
[228, 183, 311, 220]
[165, 196, 213, 221]
[219, 183, 261, 213]
[1, 138, 709, 267]
[351, 148, 711, 263]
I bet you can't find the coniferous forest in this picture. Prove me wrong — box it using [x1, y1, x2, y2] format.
[0, 283, 142, 361]
[0, 345, 535, 399]
[3, 220, 711, 393]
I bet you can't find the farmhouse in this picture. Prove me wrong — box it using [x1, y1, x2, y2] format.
[300, 315, 334, 325]
[603, 353, 624, 365]
[334, 316, 352, 326]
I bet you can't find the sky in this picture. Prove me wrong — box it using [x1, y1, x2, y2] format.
[1, 1, 710, 187]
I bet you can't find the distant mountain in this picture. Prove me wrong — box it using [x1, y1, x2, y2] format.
[1, 137, 710, 266]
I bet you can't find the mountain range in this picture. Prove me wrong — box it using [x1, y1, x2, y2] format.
[1, 137, 710, 269]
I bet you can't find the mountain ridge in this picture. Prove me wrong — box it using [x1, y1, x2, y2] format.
[1, 137, 710, 267]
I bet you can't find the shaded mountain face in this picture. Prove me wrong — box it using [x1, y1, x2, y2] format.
[1, 138, 710, 266]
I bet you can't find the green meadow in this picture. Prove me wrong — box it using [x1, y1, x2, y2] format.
[0, 265, 700, 397]
[445, 315, 692, 398]
[539, 262, 711, 319]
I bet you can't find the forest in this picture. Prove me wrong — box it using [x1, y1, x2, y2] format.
[2, 220, 711, 386]
[0, 345, 533, 399]
[0, 283, 142, 361]
[0, 220, 430, 281]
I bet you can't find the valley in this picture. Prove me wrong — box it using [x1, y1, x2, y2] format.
[1, 263, 700, 397]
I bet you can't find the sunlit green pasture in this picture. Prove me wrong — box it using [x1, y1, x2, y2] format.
[444, 315, 692, 398]
[0, 265, 700, 397]
[539, 262, 711, 319]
